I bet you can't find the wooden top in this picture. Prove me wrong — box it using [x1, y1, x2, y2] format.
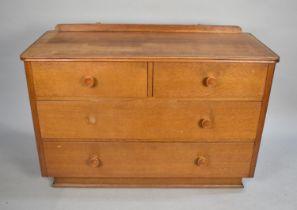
[21, 24, 279, 62]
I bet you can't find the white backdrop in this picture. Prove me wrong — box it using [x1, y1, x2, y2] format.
[0, 0, 296, 210]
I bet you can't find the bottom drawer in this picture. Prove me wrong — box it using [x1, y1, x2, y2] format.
[44, 142, 253, 178]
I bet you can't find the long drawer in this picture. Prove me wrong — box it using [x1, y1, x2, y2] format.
[44, 142, 253, 178]
[37, 100, 261, 140]
[154, 62, 267, 99]
[31, 62, 148, 98]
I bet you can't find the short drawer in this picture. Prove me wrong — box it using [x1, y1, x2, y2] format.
[44, 142, 253, 178]
[37, 100, 261, 140]
[154, 62, 267, 99]
[31, 62, 147, 98]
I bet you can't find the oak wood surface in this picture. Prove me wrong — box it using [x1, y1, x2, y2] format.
[55, 24, 242, 33]
[44, 142, 253, 178]
[249, 63, 276, 176]
[20, 30, 279, 62]
[37, 100, 261, 140]
[31, 62, 147, 98]
[154, 62, 267, 99]
[53, 177, 243, 188]
[24, 62, 47, 176]
[147, 62, 153, 97]
[20, 24, 279, 188]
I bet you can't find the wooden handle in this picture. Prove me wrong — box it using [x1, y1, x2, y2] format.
[195, 156, 206, 166]
[87, 115, 96, 124]
[87, 154, 101, 168]
[204, 76, 216, 87]
[199, 118, 212, 129]
[81, 76, 96, 88]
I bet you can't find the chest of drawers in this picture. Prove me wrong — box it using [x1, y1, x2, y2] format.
[20, 24, 279, 188]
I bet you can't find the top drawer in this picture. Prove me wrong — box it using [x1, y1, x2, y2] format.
[154, 62, 267, 99]
[30, 62, 147, 98]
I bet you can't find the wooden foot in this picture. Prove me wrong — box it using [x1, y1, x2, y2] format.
[53, 177, 243, 188]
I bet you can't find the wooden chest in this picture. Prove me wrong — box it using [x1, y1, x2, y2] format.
[20, 24, 279, 188]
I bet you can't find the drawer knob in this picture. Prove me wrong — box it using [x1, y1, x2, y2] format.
[82, 76, 96, 88]
[204, 76, 216, 87]
[87, 154, 101, 168]
[87, 115, 97, 124]
[195, 156, 206, 166]
[199, 118, 212, 129]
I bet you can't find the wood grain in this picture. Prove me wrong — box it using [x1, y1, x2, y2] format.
[20, 23, 279, 188]
[154, 62, 267, 99]
[24, 62, 47, 176]
[53, 177, 243, 188]
[147, 62, 153, 97]
[31, 62, 147, 98]
[249, 63, 276, 176]
[20, 30, 279, 62]
[55, 24, 242, 33]
[37, 100, 261, 140]
[44, 142, 253, 178]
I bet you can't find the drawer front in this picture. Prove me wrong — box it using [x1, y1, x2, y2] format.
[37, 100, 261, 140]
[44, 142, 253, 178]
[154, 62, 267, 99]
[31, 62, 147, 98]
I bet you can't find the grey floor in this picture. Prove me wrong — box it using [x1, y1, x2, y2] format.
[0, 111, 297, 210]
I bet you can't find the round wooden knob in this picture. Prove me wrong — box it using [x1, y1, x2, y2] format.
[82, 76, 96, 88]
[199, 118, 212, 129]
[195, 156, 206, 166]
[204, 76, 216, 87]
[87, 154, 101, 168]
[87, 115, 96, 124]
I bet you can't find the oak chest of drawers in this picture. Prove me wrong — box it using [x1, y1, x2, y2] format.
[21, 24, 279, 188]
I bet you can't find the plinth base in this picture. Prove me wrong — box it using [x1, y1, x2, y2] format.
[53, 177, 243, 188]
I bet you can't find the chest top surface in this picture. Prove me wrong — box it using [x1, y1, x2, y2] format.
[21, 24, 279, 62]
